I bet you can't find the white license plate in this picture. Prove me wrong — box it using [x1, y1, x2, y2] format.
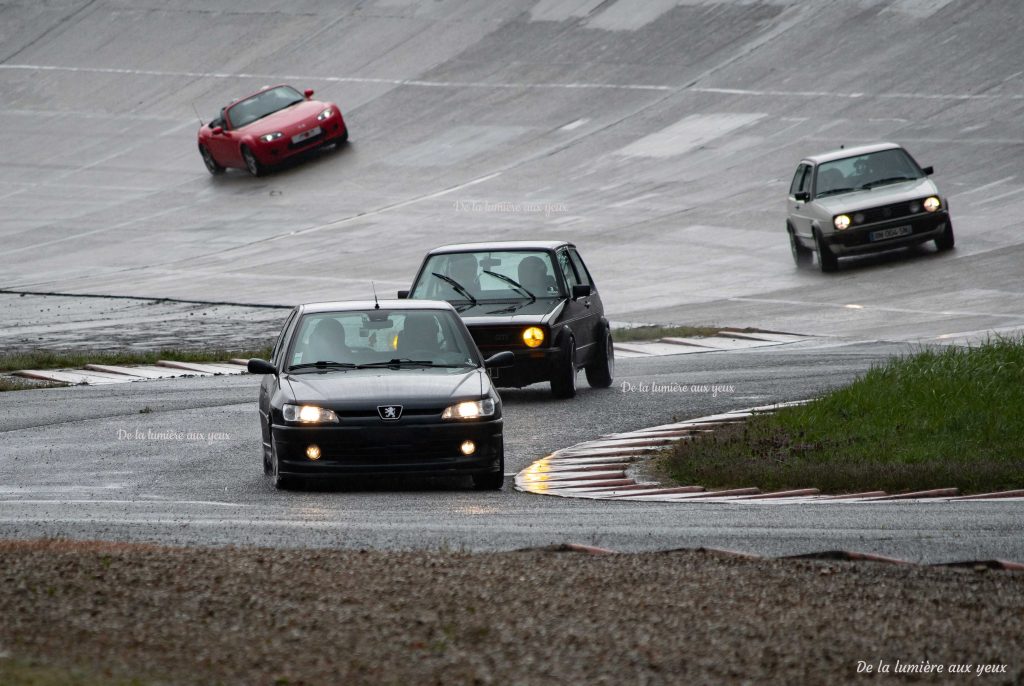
[291, 126, 322, 144]
[869, 225, 912, 242]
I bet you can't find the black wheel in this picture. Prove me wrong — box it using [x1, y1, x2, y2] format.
[472, 451, 504, 491]
[269, 436, 296, 490]
[338, 129, 349, 144]
[815, 230, 838, 273]
[241, 145, 264, 177]
[550, 336, 577, 399]
[935, 221, 955, 252]
[585, 327, 614, 389]
[199, 145, 224, 175]
[789, 226, 813, 268]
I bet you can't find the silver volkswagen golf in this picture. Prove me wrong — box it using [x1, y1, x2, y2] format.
[786, 142, 954, 272]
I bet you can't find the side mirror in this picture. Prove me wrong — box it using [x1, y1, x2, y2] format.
[794, 191, 810, 202]
[571, 284, 592, 299]
[247, 358, 277, 375]
[484, 351, 515, 369]
[212, 126, 224, 135]
[304, 89, 315, 99]
[922, 165, 934, 176]
[397, 290, 409, 299]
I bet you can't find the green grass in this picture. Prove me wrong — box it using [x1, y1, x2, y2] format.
[0, 377, 68, 393]
[0, 347, 271, 373]
[613, 325, 766, 342]
[659, 338, 1024, 494]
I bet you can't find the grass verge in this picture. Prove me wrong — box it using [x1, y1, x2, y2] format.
[613, 325, 767, 342]
[659, 338, 1024, 494]
[0, 658, 146, 686]
[0, 347, 271, 373]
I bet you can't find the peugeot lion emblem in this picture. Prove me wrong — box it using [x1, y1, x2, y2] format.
[378, 405, 403, 420]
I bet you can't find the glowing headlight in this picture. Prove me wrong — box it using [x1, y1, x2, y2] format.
[317, 108, 334, 121]
[442, 398, 496, 420]
[522, 326, 545, 348]
[283, 404, 339, 424]
[833, 214, 851, 231]
[259, 132, 284, 143]
[923, 196, 941, 212]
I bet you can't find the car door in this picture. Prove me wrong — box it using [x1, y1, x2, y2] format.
[787, 163, 815, 242]
[206, 110, 244, 168]
[555, 247, 595, 363]
[568, 247, 603, 363]
[260, 308, 297, 447]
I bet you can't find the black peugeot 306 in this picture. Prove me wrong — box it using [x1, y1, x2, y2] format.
[399, 241, 614, 399]
[247, 300, 513, 490]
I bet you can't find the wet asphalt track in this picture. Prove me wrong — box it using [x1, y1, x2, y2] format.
[2, 343, 1022, 563]
[1, 1, 1022, 560]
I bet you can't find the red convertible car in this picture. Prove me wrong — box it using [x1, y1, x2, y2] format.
[197, 85, 347, 176]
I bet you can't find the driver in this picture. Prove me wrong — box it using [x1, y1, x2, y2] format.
[446, 253, 481, 294]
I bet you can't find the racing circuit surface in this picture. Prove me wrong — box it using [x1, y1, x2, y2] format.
[2, 1, 1024, 559]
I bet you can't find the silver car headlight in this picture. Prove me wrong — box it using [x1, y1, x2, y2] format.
[923, 196, 941, 212]
[316, 107, 333, 121]
[833, 214, 851, 231]
[283, 404, 339, 424]
[259, 132, 284, 143]
[442, 398, 495, 420]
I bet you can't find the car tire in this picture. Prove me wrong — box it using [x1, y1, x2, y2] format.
[585, 326, 614, 389]
[241, 145, 264, 177]
[789, 226, 813, 268]
[472, 450, 504, 491]
[815, 230, 838, 273]
[338, 129, 349, 145]
[269, 435, 296, 490]
[199, 144, 225, 175]
[550, 335, 577, 399]
[935, 221, 955, 252]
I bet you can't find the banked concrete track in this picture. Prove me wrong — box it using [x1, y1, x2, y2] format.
[0, 0, 1022, 344]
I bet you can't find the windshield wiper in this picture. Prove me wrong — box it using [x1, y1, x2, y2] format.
[357, 359, 468, 368]
[482, 270, 535, 303]
[431, 272, 477, 305]
[288, 361, 358, 371]
[860, 176, 916, 190]
[815, 187, 858, 197]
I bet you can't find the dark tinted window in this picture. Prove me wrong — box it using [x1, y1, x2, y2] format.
[227, 86, 305, 129]
[567, 248, 593, 287]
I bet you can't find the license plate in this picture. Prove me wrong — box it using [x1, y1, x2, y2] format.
[869, 225, 912, 242]
[291, 126, 322, 144]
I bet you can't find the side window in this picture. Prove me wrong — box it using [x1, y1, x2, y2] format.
[271, 309, 298, 367]
[790, 164, 809, 195]
[567, 248, 592, 288]
[557, 250, 580, 289]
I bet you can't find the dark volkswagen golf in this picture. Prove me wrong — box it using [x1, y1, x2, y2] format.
[247, 300, 512, 490]
[400, 241, 613, 398]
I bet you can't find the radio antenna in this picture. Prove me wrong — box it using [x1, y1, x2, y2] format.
[191, 101, 204, 127]
[371, 281, 380, 309]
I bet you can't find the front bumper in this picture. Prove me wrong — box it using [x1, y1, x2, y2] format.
[824, 211, 950, 257]
[271, 418, 502, 477]
[484, 346, 562, 388]
[253, 114, 347, 164]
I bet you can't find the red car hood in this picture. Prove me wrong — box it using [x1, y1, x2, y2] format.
[235, 100, 330, 137]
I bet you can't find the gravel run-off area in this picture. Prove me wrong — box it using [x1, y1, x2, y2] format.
[0, 540, 1021, 685]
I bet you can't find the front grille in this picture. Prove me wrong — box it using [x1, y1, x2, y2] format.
[470, 326, 525, 350]
[335, 408, 443, 419]
[856, 201, 920, 225]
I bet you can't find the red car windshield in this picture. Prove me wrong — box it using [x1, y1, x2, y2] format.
[226, 86, 305, 129]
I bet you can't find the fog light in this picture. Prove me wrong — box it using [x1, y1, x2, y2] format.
[460, 440, 476, 456]
[306, 444, 321, 460]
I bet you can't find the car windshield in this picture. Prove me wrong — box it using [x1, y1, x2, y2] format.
[410, 250, 563, 302]
[815, 148, 923, 198]
[226, 86, 305, 129]
[286, 309, 478, 371]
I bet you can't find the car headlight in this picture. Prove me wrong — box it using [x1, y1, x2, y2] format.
[259, 132, 284, 143]
[522, 326, 545, 348]
[442, 398, 495, 420]
[833, 214, 851, 231]
[316, 107, 333, 121]
[923, 196, 941, 212]
[283, 404, 339, 424]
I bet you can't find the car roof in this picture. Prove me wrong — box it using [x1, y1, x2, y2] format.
[298, 300, 455, 314]
[426, 240, 571, 254]
[802, 142, 904, 165]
